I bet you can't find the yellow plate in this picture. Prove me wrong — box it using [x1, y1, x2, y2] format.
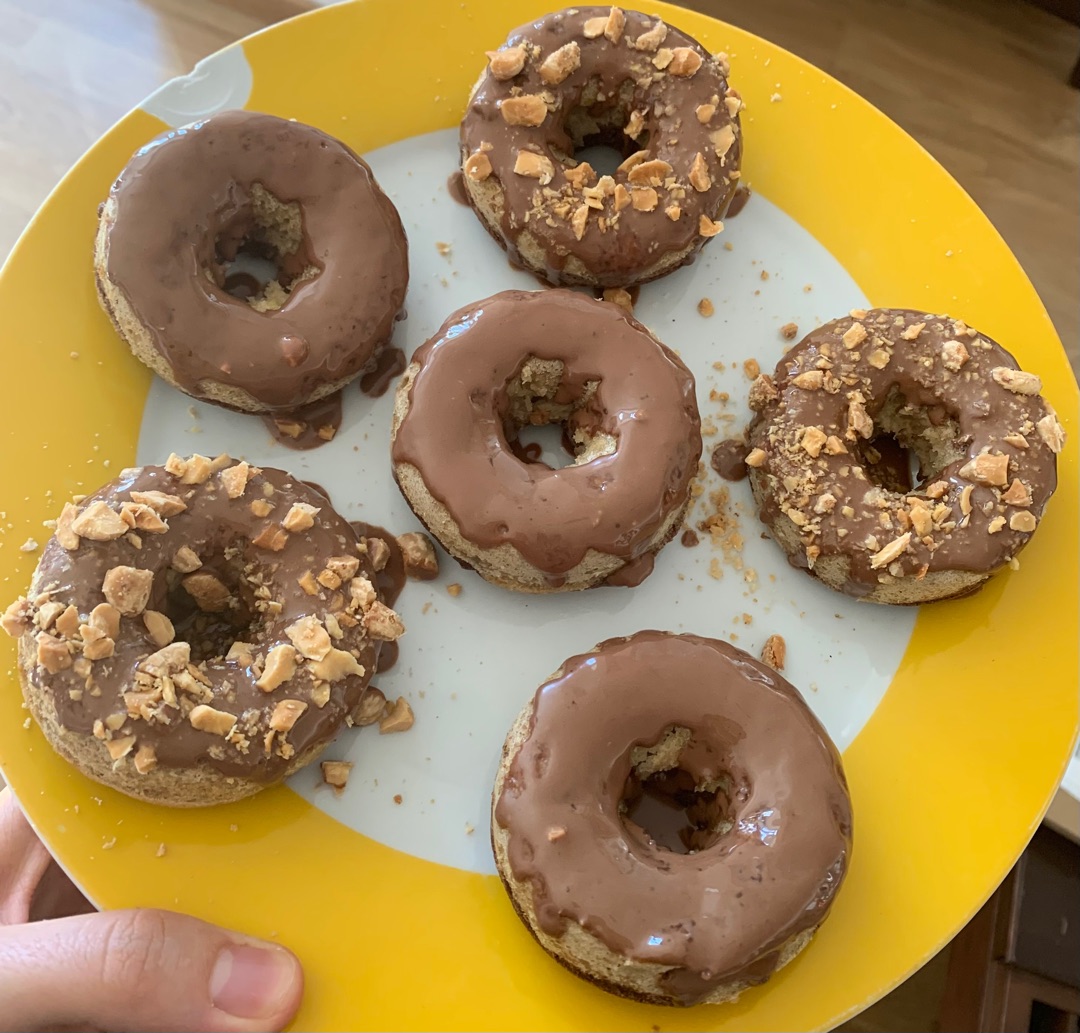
[0, 2, 1076, 1030]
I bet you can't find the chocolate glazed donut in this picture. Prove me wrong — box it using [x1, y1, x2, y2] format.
[460, 6, 742, 287]
[1, 455, 406, 807]
[492, 631, 852, 1006]
[389, 289, 702, 592]
[745, 308, 1065, 603]
[95, 110, 409, 414]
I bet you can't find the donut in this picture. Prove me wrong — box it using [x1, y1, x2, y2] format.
[492, 631, 852, 1006]
[0, 454, 405, 806]
[745, 308, 1066, 604]
[460, 6, 742, 287]
[390, 289, 701, 592]
[95, 110, 409, 414]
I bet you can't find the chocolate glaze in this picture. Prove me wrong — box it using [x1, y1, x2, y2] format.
[350, 522, 406, 607]
[103, 111, 409, 411]
[680, 528, 699, 547]
[261, 393, 343, 451]
[461, 7, 742, 287]
[602, 550, 655, 587]
[725, 184, 751, 218]
[746, 309, 1063, 594]
[359, 347, 407, 399]
[391, 289, 701, 580]
[710, 438, 749, 481]
[494, 631, 852, 1004]
[25, 462, 383, 782]
[447, 169, 471, 206]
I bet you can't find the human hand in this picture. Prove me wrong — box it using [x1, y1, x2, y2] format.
[0, 787, 303, 1032]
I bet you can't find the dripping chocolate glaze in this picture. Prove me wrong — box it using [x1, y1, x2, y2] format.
[391, 290, 701, 577]
[359, 347, 407, 399]
[262, 393, 344, 451]
[725, 184, 751, 218]
[494, 631, 852, 1004]
[460, 7, 742, 286]
[28, 463, 382, 782]
[746, 309, 1062, 594]
[711, 438, 749, 481]
[103, 110, 408, 411]
[447, 170, 471, 206]
[350, 522, 406, 608]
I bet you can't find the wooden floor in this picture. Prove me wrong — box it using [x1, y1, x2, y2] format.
[0, 2, 1076, 1029]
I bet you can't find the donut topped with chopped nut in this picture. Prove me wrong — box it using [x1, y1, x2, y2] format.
[459, 6, 741, 288]
[1, 455, 404, 806]
[745, 309, 1065, 604]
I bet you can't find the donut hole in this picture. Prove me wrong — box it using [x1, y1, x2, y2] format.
[213, 184, 319, 312]
[502, 356, 616, 471]
[620, 726, 733, 854]
[162, 549, 263, 664]
[557, 77, 651, 176]
[858, 385, 963, 492]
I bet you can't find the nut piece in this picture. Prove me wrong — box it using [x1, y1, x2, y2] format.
[396, 532, 440, 580]
[513, 149, 554, 184]
[500, 95, 548, 126]
[540, 41, 580, 84]
[869, 532, 912, 570]
[142, 610, 175, 647]
[36, 632, 72, 673]
[760, 633, 786, 671]
[792, 371, 824, 391]
[219, 462, 253, 499]
[252, 525, 289, 552]
[959, 452, 1009, 487]
[189, 704, 237, 736]
[320, 760, 353, 795]
[133, 743, 158, 774]
[106, 736, 136, 761]
[1036, 413, 1066, 454]
[603, 287, 634, 313]
[71, 502, 128, 542]
[668, 47, 703, 77]
[102, 566, 154, 615]
[688, 152, 711, 192]
[80, 624, 114, 661]
[348, 577, 377, 612]
[182, 572, 232, 613]
[1000, 479, 1032, 507]
[631, 18, 667, 51]
[698, 214, 722, 237]
[627, 159, 673, 188]
[941, 340, 969, 371]
[1009, 510, 1037, 533]
[992, 367, 1042, 395]
[603, 6, 626, 41]
[745, 447, 767, 468]
[352, 686, 387, 726]
[696, 102, 717, 123]
[780, 322, 799, 340]
[363, 537, 391, 572]
[140, 641, 191, 676]
[310, 648, 366, 683]
[463, 150, 493, 182]
[56, 503, 81, 550]
[379, 696, 415, 734]
[846, 399, 874, 440]
[89, 603, 121, 640]
[801, 427, 828, 458]
[631, 187, 659, 212]
[269, 698, 308, 732]
[697, 297, 714, 318]
[257, 643, 299, 692]
[282, 502, 320, 533]
[900, 322, 926, 341]
[362, 601, 405, 642]
[326, 555, 361, 582]
[1, 597, 32, 638]
[487, 44, 526, 80]
[171, 546, 202, 573]
[130, 490, 187, 516]
[748, 374, 778, 412]
[286, 615, 332, 661]
[710, 124, 736, 157]
[842, 323, 868, 349]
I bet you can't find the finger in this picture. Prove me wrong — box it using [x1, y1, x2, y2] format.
[0, 908, 303, 1033]
[0, 787, 52, 924]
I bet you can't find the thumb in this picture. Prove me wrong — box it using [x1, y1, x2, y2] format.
[0, 907, 303, 1032]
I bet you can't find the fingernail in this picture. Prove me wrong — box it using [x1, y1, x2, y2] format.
[210, 940, 301, 1020]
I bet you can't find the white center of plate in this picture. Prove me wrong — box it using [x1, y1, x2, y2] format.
[137, 128, 915, 874]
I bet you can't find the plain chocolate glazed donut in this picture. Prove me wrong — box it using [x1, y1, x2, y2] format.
[492, 631, 852, 1006]
[460, 6, 742, 287]
[95, 110, 409, 414]
[390, 289, 702, 592]
[1, 455, 405, 807]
